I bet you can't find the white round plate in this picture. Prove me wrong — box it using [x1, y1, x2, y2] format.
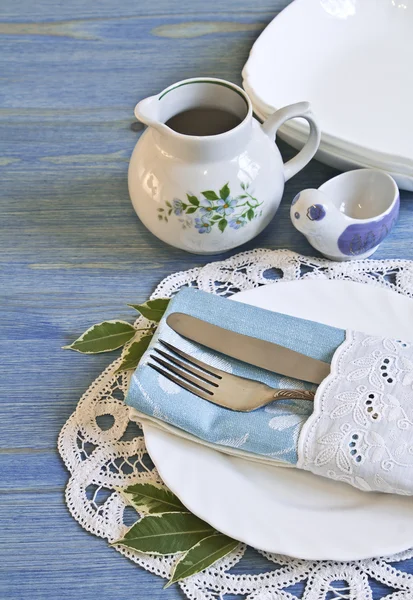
[242, 0, 413, 190]
[144, 280, 413, 560]
[250, 99, 413, 193]
[247, 81, 410, 178]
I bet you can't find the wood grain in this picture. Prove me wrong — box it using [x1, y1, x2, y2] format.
[1, 0, 413, 598]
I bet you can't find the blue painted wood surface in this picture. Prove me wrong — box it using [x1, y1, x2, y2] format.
[1, 0, 413, 597]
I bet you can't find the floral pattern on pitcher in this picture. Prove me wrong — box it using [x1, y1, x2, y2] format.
[157, 182, 263, 233]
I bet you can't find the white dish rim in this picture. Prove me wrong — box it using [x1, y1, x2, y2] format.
[242, 0, 413, 172]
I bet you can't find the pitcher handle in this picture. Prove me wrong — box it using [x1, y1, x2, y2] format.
[261, 102, 321, 182]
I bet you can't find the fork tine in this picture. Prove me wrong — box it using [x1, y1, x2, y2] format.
[148, 363, 214, 401]
[153, 347, 219, 387]
[159, 339, 222, 379]
[150, 354, 216, 394]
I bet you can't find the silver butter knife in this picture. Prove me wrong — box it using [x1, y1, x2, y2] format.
[166, 312, 330, 385]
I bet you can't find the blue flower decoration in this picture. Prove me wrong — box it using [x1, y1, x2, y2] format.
[172, 199, 184, 216]
[163, 185, 263, 235]
[217, 198, 237, 216]
[307, 204, 326, 221]
[200, 200, 215, 216]
[229, 216, 247, 230]
[195, 217, 212, 234]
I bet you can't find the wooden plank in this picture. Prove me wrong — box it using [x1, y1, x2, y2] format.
[0, 451, 65, 491]
[0, 493, 184, 600]
[1, 0, 288, 18]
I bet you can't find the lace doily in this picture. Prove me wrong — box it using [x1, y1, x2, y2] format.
[58, 249, 413, 600]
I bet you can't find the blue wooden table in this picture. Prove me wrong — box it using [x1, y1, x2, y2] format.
[2, 0, 413, 598]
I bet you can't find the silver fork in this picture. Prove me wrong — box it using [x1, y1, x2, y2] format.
[148, 339, 315, 412]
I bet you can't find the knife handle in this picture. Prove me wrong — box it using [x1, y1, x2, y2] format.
[273, 389, 315, 401]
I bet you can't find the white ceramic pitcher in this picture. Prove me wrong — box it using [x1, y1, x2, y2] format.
[128, 78, 320, 254]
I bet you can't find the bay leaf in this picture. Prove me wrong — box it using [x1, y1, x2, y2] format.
[166, 533, 239, 587]
[114, 512, 216, 555]
[115, 335, 152, 372]
[119, 482, 188, 514]
[63, 321, 136, 354]
[128, 298, 170, 322]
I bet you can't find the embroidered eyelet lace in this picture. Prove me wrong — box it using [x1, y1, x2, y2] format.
[58, 249, 413, 600]
[298, 331, 413, 495]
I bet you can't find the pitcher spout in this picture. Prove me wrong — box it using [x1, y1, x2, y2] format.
[134, 95, 168, 134]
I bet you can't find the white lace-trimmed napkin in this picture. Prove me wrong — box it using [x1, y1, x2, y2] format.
[298, 331, 413, 495]
[126, 287, 413, 496]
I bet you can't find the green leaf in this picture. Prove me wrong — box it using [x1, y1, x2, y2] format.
[187, 194, 199, 206]
[63, 321, 136, 354]
[166, 534, 239, 587]
[218, 219, 227, 233]
[238, 194, 247, 199]
[240, 182, 246, 190]
[119, 483, 188, 515]
[114, 512, 215, 555]
[166, 201, 172, 207]
[247, 208, 254, 221]
[115, 335, 153, 372]
[201, 190, 219, 201]
[212, 215, 222, 221]
[128, 298, 170, 322]
[186, 206, 197, 214]
[219, 183, 230, 200]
